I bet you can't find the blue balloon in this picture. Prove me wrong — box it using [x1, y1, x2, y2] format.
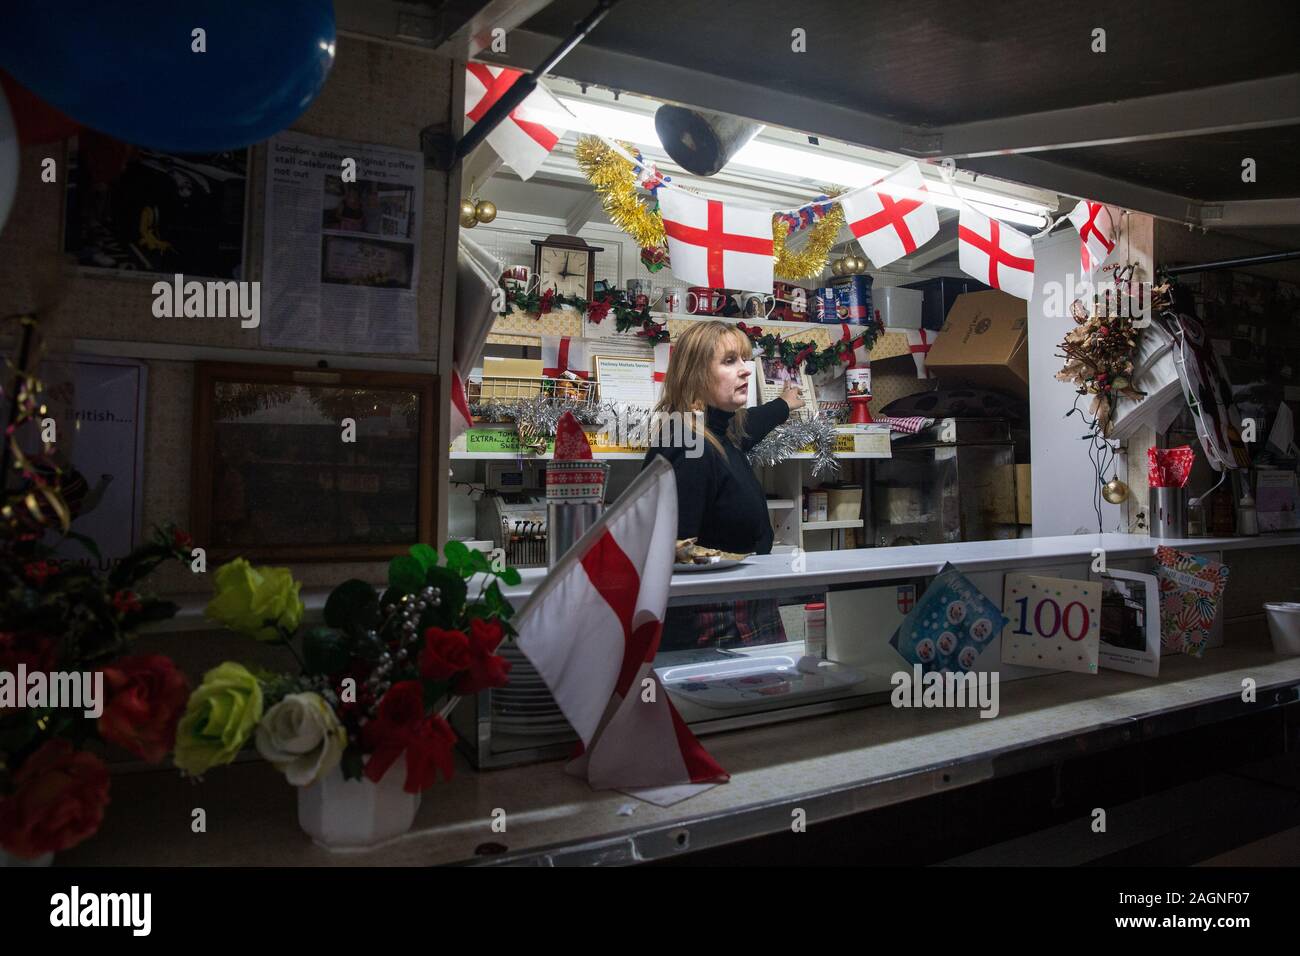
[0, 0, 335, 152]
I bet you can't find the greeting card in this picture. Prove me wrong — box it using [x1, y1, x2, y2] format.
[1154, 546, 1229, 658]
[889, 563, 1008, 674]
[1000, 574, 1101, 674]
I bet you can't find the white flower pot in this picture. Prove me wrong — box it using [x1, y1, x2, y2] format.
[297, 754, 421, 849]
[0, 848, 54, 867]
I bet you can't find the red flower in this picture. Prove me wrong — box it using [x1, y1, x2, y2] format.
[0, 630, 59, 677]
[403, 714, 457, 790]
[454, 618, 512, 695]
[22, 560, 57, 586]
[97, 655, 191, 764]
[587, 300, 612, 324]
[0, 740, 111, 859]
[538, 288, 555, 315]
[419, 627, 471, 681]
[111, 590, 142, 616]
[172, 528, 193, 551]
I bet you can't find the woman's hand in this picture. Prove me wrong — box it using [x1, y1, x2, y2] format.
[780, 382, 806, 412]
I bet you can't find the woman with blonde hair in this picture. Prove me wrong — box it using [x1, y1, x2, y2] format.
[644, 320, 804, 649]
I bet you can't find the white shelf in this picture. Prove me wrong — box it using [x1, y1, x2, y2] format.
[801, 519, 865, 530]
[765, 499, 796, 509]
[449, 451, 645, 460]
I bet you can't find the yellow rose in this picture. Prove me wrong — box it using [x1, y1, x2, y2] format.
[174, 662, 264, 777]
[206, 558, 304, 642]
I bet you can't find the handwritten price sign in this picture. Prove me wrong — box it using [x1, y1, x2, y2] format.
[1000, 574, 1101, 674]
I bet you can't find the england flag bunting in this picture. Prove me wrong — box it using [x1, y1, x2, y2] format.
[658, 188, 774, 292]
[514, 458, 729, 798]
[840, 162, 940, 268]
[450, 371, 473, 441]
[1067, 199, 1116, 277]
[958, 207, 1036, 301]
[904, 329, 938, 379]
[541, 335, 589, 379]
[464, 64, 568, 181]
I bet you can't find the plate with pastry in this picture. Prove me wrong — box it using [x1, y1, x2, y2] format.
[674, 538, 753, 572]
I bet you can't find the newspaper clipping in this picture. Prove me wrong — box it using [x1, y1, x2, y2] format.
[262, 131, 422, 352]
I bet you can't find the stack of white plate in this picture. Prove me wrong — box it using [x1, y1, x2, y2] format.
[492, 644, 573, 736]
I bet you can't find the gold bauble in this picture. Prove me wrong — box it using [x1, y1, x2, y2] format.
[475, 200, 497, 223]
[460, 210, 478, 228]
[460, 199, 477, 220]
[847, 255, 865, 274]
[831, 258, 846, 276]
[1102, 475, 1130, 504]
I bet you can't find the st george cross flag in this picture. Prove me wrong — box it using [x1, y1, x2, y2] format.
[838, 322, 871, 370]
[449, 234, 500, 441]
[464, 63, 568, 181]
[841, 162, 940, 268]
[904, 328, 938, 379]
[1067, 199, 1116, 277]
[958, 207, 1036, 301]
[659, 188, 774, 292]
[541, 335, 589, 379]
[513, 457, 729, 801]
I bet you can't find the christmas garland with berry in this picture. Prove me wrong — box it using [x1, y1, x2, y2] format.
[737, 320, 879, 377]
[499, 286, 669, 343]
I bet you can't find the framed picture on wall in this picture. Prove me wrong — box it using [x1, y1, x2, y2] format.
[191, 363, 437, 561]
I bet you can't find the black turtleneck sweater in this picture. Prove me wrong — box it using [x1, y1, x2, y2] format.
[642, 398, 790, 555]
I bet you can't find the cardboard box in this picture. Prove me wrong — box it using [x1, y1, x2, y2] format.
[479, 357, 544, 400]
[924, 290, 1029, 396]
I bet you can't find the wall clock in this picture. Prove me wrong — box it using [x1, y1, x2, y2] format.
[531, 234, 602, 300]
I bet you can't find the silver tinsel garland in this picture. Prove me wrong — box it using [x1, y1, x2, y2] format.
[468, 395, 840, 472]
[747, 416, 840, 477]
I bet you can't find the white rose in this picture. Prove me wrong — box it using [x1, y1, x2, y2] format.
[255, 692, 348, 786]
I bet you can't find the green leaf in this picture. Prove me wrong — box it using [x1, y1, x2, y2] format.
[467, 548, 491, 575]
[388, 555, 425, 594]
[323, 579, 379, 634]
[498, 567, 521, 586]
[409, 543, 440, 572]
[64, 530, 103, 562]
[303, 626, 351, 675]
[443, 539, 470, 567]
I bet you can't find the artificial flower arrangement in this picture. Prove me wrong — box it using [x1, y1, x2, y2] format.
[0, 524, 194, 861]
[178, 541, 519, 794]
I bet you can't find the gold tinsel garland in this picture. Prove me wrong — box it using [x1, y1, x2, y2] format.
[574, 136, 843, 281]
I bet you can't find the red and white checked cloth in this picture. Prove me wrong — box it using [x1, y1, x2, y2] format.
[1067, 199, 1116, 278]
[840, 162, 940, 268]
[658, 189, 774, 292]
[875, 414, 932, 435]
[541, 335, 589, 379]
[514, 458, 728, 802]
[464, 63, 568, 181]
[958, 207, 1036, 301]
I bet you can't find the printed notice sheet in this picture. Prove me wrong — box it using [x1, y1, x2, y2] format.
[262, 131, 423, 352]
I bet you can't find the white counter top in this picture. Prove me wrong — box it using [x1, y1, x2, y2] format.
[148, 532, 1300, 631]
[497, 531, 1300, 605]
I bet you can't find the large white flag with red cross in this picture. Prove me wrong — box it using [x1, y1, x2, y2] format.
[659, 189, 774, 291]
[514, 457, 728, 799]
[958, 208, 1036, 300]
[841, 162, 940, 268]
[1067, 199, 1116, 277]
[464, 63, 568, 181]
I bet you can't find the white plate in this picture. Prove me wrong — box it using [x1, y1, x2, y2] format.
[673, 558, 749, 573]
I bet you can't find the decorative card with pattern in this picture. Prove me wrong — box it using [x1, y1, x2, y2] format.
[1001, 574, 1102, 674]
[1153, 546, 1229, 658]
